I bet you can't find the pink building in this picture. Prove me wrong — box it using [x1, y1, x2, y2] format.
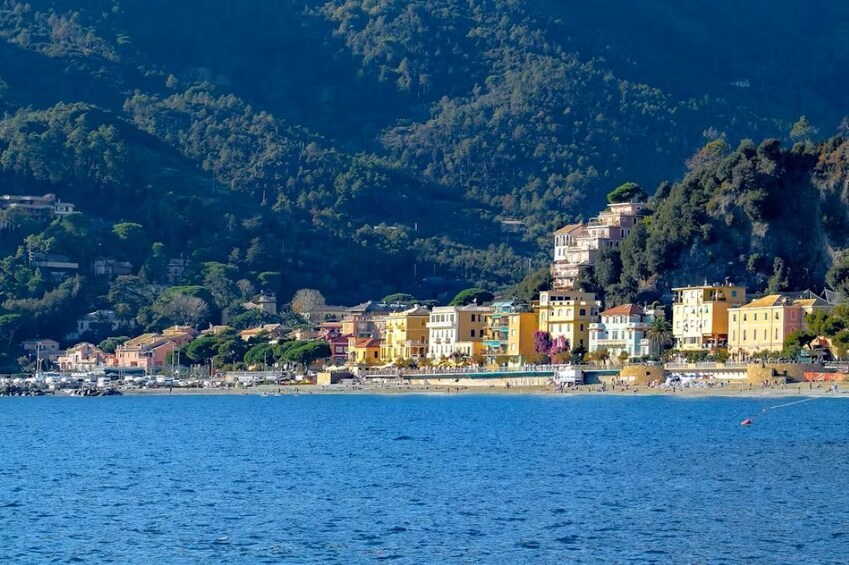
[115, 334, 177, 373]
[57, 343, 112, 372]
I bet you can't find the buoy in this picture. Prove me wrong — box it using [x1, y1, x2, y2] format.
[741, 419, 752, 426]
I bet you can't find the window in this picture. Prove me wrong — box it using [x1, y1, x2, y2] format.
[470, 314, 476, 322]
[743, 314, 747, 321]
[743, 330, 747, 341]
[580, 309, 586, 316]
[775, 312, 779, 320]
[580, 324, 584, 331]
[732, 314, 737, 322]
[470, 329, 476, 338]
[732, 290, 738, 297]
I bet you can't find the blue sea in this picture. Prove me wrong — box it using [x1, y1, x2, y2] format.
[1, 394, 847, 563]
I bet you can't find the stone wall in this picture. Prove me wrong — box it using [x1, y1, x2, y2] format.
[619, 365, 665, 386]
[746, 363, 819, 384]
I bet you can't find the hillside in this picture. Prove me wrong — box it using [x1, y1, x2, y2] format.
[575, 136, 849, 306]
[1, 0, 848, 367]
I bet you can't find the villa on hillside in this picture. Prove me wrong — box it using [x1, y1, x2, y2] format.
[0, 193, 76, 229]
[551, 201, 648, 289]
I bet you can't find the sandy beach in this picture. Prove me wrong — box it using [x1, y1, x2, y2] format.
[121, 381, 848, 399]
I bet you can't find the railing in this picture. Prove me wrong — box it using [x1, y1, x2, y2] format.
[359, 363, 612, 378]
[664, 361, 749, 370]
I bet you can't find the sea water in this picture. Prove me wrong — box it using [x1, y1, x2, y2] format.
[0, 394, 847, 563]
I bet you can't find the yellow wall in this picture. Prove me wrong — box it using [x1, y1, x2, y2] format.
[506, 311, 539, 360]
[728, 306, 796, 354]
[672, 285, 746, 350]
[537, 291, 596, 350]
[350, 344, 381, 366]
[381, 311, 429, 362]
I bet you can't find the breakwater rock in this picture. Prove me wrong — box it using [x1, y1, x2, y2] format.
[0, 385, 49, 397]
[67, 388, 123, 397]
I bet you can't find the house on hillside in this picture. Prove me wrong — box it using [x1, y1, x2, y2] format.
[551, 201, 648, 289]
[239, 324, 289, 342]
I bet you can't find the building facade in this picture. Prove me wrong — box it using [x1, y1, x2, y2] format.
[537, 290, 599, 352]
[551, 201, 648, 289]
[0, 194, 76, 229]
[483, 302, 538, 365]
[380, 306, 430, 363]
[348, 338, 382, 366]
[427, 305, 491, 360]
[672, 283, 746, 350]
[57, 343, 111, 372]
[727, 292, 833, 356]
[589, 304, 663, 359]
[115, 334, 178, 373]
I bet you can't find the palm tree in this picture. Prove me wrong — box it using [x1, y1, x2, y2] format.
[646, 317, 674, 355]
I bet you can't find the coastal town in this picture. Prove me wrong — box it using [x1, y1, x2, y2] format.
[3, 195, 847, 396]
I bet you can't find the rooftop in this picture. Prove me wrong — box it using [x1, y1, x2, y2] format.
[602, 304, 645, 317]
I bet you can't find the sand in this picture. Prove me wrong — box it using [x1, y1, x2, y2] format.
[121, 382, 847, 399]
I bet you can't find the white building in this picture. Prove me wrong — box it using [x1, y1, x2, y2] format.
[427, 305, 491, 360]
[589, 304, 663, 359]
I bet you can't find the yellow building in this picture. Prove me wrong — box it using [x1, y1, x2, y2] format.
[672, 284, 746, 350]
[483, 302, 538, 364]
[380, 306, 430, 363]
[728, 292, 833, 356]
[427, 305, 491, 360]
[537, 290, 599, 351]
[348, 338, 382, 366]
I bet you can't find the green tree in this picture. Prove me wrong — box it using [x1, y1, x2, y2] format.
[381, 293, 417, 304]
[98, 336, 129, 354]
[790, 115, 818, 142]
[244, 342, 277, 367]
[449, 288, 493, 306]
[645, 318, 674, 353]
[607, 182, 647, 204]
[282, 340, 331, 369]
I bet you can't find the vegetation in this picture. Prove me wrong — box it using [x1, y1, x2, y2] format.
[607, 183, 647, 204]
[448, 288, 494, 307]
[2, 1, 849, 370]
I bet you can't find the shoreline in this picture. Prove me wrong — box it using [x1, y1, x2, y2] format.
[110, 382, 848, 399]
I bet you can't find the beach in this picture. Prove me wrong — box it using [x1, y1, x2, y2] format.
[121, 381, 848, 398]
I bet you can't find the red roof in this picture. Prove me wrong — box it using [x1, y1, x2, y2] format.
[601, 304, 644, 317]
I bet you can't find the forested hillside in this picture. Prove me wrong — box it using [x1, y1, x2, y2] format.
[1, 0, 848, 366]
